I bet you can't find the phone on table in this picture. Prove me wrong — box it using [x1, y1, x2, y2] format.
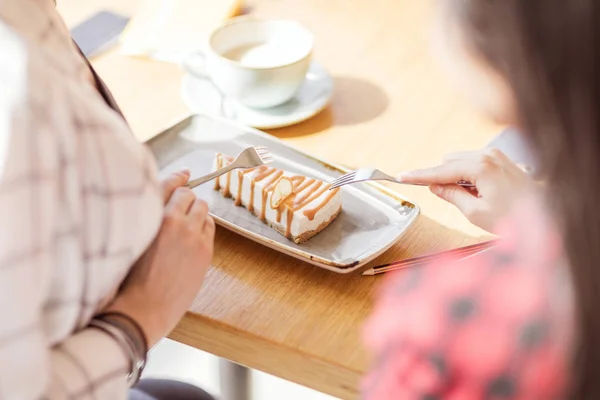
[70, 10, 130, 57]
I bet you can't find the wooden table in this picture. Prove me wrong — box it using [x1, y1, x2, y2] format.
[59, 1, 499, 398]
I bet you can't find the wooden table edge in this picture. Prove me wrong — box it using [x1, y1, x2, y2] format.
[169, 312, 363, 400]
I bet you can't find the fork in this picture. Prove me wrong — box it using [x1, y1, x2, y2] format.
[329, 168, 475, 190]
[185, 147, 273, 189]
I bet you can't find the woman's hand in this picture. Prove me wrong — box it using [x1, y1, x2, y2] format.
[106, 170, 215, 346]
[399, 148, 533, 232]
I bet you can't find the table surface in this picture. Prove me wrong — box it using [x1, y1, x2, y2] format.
[59, 1, 499, 398]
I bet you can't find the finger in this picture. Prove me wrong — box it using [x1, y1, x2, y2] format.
[161, 169, 191, 204]
[444, 148, 513, 165]
[484, 147, 514, 163]
[165, 187, 196, 214]
[430, 184, 478, 216]
[442, 151, 475, 163]
[203, 215, 216, 238]
[189, 199, 210, 221]
[398, 161, 476, 185]
[517, 163, 533, 174]
[484, 148, 533, 175]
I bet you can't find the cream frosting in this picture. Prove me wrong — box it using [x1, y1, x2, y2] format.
[213, 153, 342, 242]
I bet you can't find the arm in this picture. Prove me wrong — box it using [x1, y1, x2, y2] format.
[0, 24, 131, 399]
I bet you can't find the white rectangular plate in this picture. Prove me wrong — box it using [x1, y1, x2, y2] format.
[147, 114, 420, 273]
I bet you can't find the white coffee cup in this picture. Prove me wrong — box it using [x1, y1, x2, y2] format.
[183, 17, 314, 109]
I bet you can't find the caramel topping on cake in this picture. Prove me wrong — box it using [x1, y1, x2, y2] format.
[215, 153, 340, 242]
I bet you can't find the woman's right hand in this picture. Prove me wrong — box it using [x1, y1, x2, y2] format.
[106, 170, 215, 346]
[399, 148, 534, 232]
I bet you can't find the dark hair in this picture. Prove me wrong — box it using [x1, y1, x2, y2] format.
[449, 0, 598, 397]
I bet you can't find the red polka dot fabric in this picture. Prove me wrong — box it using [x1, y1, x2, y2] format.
[362, 198, 574, 400]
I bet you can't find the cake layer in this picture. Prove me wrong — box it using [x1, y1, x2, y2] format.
[213, 153, 342, 243]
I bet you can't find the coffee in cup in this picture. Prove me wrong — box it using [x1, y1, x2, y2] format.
[183, 18, 314, 109]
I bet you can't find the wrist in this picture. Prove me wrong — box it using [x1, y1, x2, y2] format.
[105, 295, 164, 346]
[89, 312, 148, 387]
[94, 312, 149, 357]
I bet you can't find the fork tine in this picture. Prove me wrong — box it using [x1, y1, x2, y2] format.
[338, 171, 356, 179]
[332, 177, 355, 186]
[331, 176, 356, 188]
[330, 181, 349, 189]
[333, 172, 356, 183]
[251, 146, 273, 164]
[333, 173, 355, 182]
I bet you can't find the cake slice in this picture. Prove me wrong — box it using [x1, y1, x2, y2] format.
[213, 153, 342, 243]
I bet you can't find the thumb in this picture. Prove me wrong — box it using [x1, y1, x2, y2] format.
[161, 168, 191, 203]
[430, 184, 477, 215]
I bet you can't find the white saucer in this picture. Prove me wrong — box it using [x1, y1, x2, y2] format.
[181, 62, 334, 129]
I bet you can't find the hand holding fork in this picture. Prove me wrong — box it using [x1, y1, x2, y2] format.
[330, 149, 533, 233]
[330, 168, 475, 190]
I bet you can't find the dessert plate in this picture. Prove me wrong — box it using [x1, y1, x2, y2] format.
[147, 114, 420, 273]
[181, 62, 334, 129]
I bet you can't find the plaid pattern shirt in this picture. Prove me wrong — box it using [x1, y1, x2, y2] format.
[362, 198, 575, 399]
[0, 1, 163, 399]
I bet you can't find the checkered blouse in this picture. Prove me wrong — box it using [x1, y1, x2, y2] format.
[362, 198, 576, 399]
[0, 1, 163, 399]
